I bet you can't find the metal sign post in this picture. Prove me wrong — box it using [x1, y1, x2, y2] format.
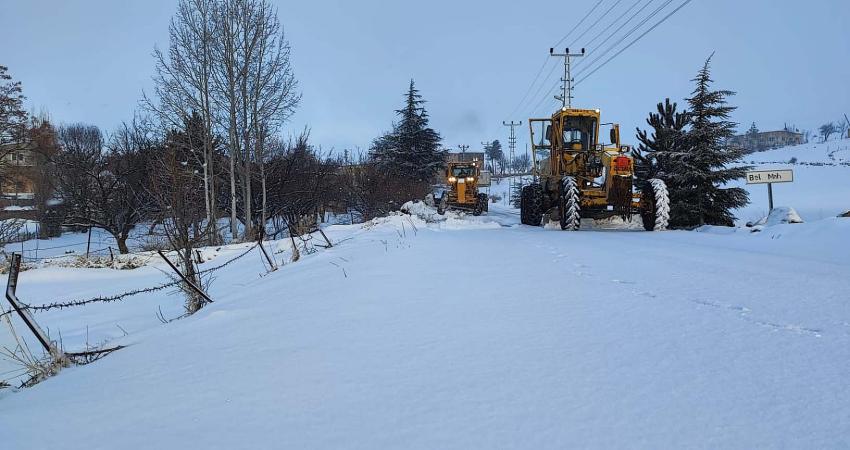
[746, 169, 794, 212]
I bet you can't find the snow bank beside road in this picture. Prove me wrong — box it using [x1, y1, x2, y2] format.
[1, 195, 849, 448]
[399, 200, 502, 230]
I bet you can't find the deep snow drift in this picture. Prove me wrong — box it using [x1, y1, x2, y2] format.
[0, 142, 848, 449]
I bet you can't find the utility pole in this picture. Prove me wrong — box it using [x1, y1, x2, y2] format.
[550, 47, 585, 109]
[458, 144, 469, 161]
[503, 120, 521, 175]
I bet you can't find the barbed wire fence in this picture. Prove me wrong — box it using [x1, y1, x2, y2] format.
[1, 226, 346, 389]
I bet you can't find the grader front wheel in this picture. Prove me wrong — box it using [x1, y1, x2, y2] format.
[473, 193, 488, 216]
[640, 178, 670, 231]
[559, 176, 581, 231]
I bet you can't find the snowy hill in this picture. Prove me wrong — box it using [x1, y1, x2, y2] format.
[1, 204, 849, 448]
[732, 138, 850, 224]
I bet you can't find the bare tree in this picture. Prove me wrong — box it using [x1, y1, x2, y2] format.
[210, 0, 300, 240]
[837, 116, 849, 140]
[145, 0, 221, 244]
[54, 122, 152, 253]
[820, 122, 837, 142]
[148, 124, 213, 314]
[147, 0, 300, 242]
[265, 131, 340, 236]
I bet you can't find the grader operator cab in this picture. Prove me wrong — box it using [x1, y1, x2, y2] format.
[520, 107, 670, 231]
[437, 161, 489, 216]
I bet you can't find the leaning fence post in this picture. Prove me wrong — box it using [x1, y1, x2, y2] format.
[316, 228, 333, 248]
[257, 238, 277, 272]
[156, 251, 213, 305]
[4, 253, 65, 360]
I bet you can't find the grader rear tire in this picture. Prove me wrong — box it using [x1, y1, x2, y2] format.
[520, 184, 544, 226]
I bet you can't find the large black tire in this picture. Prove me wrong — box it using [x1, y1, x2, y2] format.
[482, 193, 489, 212]
[472, 193, 488, 216]
[520, 183, 544, 226]
[559, 176, 581, 231]
[640, 178, 670, 231]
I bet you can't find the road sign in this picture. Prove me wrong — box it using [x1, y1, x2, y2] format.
[746, 169, 793, 185]
[746, 169, 793, 211]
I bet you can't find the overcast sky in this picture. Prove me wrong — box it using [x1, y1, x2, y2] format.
[3, 0, 849, 154]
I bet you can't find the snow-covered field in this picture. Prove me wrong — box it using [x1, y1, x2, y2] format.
[0, 142, 849, 449]
[733, 139, 850, 223]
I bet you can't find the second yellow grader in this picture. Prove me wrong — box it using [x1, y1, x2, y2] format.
[437, 161, 489, 216]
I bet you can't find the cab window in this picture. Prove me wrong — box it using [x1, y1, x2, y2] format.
[562, 116, 597, 150]
[451, 167, 474, 177]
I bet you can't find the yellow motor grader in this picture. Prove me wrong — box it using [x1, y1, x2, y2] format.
[436, 161, 489, 216]
[520, 107, 669, 230]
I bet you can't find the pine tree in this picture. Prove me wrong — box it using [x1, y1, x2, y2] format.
[634, 98, 690, 186]
[485, 140, 503, 173]
[747, 122, 759, 136]
[369, 80, 445, 183]
[510, 178, 525, 208]
[678, 55, 750, 227]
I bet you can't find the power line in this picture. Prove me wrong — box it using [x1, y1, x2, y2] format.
[573, 0, 675, 79]
[506, 57, 550, 120]
[523, 0, 629, 116]
[570, 0, 656, 73]
[575, 0, 694, 85]
[529, 80, 562, 117]
[506, 0, 607, 119]
[570, 0, 626, 48]
[552, 0, 606, 48]
[581, 0, 645, 49]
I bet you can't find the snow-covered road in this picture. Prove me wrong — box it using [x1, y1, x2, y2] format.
[2, 206, 848, 449]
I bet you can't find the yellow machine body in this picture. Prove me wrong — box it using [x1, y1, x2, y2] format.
[528, 108, 641, 218]
[438, 161, 489, 215]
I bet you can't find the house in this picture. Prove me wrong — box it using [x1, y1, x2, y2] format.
[0, 142, 40, 210]
[446, 151, 485, 165]
[729, 130, 804, 153]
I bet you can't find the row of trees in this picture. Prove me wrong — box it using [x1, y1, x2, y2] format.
[145, 0, 301, 243]
[482, 140, 531, 175]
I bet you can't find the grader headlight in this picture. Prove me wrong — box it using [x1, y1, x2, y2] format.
[466, 177, 474, 182]
[448, 176, 457, 183]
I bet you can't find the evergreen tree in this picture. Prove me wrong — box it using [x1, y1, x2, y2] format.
[369, 80, 445, 183]
[634, 98, 690, 186]
[747, 122, 759, 136]
[678, 55, 750, 227]
[485, 140, 503, 173]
